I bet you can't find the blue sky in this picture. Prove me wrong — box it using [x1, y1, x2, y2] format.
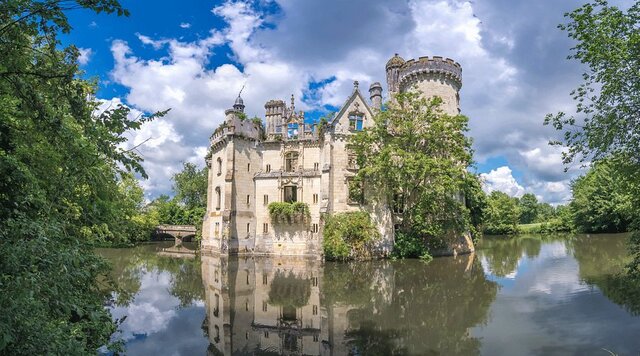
[63, 0, 622, 204]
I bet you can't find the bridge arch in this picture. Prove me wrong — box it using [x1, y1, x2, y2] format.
[155, 225, 197, 245]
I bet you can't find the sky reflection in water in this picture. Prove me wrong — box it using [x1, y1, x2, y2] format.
[99, 234, 640, 355]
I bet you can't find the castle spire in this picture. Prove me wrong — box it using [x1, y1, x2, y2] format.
[233, 84, 245, 112]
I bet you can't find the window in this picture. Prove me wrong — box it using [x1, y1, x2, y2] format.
[215, 222, 220, 237]
[313, 335, 319, 342]
[287, 123, 299, 139]
[264, 194, 269, 205]
[312, 277, 318, 287]
[349, 112, 364, 131]
[246, 194, 250, 206]
[347, 154, 357, 170]
[246, 271, 250, 285]
[393, 193, 405, 214]
[347, 179, 364, 204]
[245, 300, 249, 311]
[264, 331, 269, 338]
[247, 163, 251, 171]
[263, 223, 268, 234]
[285, 152, 299, 172]
[266, 164, 271, 173]
[215, 187, 221, 210]
[313, 193, 318, 204]
[284, 186, 297, 202]
[313, 305, 318, 315]
[263, 273, 268, 285]
[246, 223, 250, 234]
[217, 157, 222, 175]
[314, 162, 319, 171]
[311, 223, 319, 233]
[262, 301, 268, 312]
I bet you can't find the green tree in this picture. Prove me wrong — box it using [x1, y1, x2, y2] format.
[173, 162, 208, 210]
[518, 193, 538, 224]
[0, 1, 166, 353]
[547, 0, 640, 277]
[570, 159, 633, 233]
[536, 202, 556, 223]
[349, 92, 477, 253]
[483, 191, 521, 235]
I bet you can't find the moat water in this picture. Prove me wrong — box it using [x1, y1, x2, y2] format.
[99, 234, 640, 355]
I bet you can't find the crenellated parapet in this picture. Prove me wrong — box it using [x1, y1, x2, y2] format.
[398, 56, 462, 91]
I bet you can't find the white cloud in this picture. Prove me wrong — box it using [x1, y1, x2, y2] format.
[481, 166, 525, 197]
[180, 22, 191, 29]
[77, 47, 92, 65]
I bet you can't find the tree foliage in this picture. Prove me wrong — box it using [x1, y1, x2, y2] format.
[545, 0, 640, 165]
[570, 158, 633, 233]
[0, 1, 167, 353]
[323, 212, 380, 260]
[547, 0, 640, 279]
[349, 92, 478, 252]
[173, 162, 208, 210]
[518, 193, 539, 224]
[483, 191, 520, 235]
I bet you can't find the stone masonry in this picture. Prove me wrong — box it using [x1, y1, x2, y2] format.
[201, 54, 470, 257]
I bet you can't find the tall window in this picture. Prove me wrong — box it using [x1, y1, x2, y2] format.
[246, 194, 250, 206]
[285, 152, 299, 172]
[349, 113, 364, 131]
[217, 157, 222, 175]
[264, 194, 269, 205]
[263, 223, 268, 234]
[247, 163, 251, 171]
[246, 223, 250, 234]
[266, 164, 271, 173]
[215, 187, 221, 210]
[313, 193, 318, 204]
[284, 186, 297, 202]
[314, 162, 319, 171]
[215, 222, 220, 237]
[347, 179, 364, 204]
[393, 193, 405, 214]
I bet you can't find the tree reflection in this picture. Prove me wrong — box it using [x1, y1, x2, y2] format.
[342, 255, 498, 355]
[570, 233, 640, 315]
[481, 234, 565, 277]
[98, 243, 204, 308]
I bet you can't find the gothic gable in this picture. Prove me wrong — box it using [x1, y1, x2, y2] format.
[330, 82, 375, 134]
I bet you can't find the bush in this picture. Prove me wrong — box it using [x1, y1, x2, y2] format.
[391, 231, 433, 261]
[322, 212, 380, 260]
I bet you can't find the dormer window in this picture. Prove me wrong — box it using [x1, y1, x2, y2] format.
[349, 112, 364, 131]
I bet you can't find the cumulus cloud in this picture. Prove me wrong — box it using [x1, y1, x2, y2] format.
[180, 22, 191, 29]
[103, 0, 588, 201]
[77, 47, 92, 65]
[481, 166, 525, 198]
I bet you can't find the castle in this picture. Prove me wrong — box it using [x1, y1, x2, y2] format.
[201, 54, 469, 257]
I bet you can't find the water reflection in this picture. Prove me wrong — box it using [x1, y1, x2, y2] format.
[98, 234, 640, 355]
[201, 253, 498, 355]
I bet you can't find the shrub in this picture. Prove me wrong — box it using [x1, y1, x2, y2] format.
[391, 231, 433, 261]
[322, 212, 380, 260]
[268, 202, 310, 224]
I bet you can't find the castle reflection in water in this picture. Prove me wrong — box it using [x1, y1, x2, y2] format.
[201, 252, 494, 356]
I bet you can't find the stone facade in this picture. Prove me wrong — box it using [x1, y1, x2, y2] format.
[201, 54, 469, 257]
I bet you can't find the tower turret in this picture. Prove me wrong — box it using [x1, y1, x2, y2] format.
[385, 53, 405, 95]
[233, 94, 245, 112]
[387, 54, 462, 116]
[264, 99, 286, 138]
[369, 82, 383, 111]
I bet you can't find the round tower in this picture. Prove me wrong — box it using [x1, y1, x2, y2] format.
[385, 53, 405, 95]
[369, 82, 383, 111]
[393, 55, 462, 116]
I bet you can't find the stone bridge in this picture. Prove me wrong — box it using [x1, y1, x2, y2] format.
[155, 224, 196, 245]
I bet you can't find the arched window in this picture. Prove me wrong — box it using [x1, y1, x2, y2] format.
[217, 157, 222, 175]
[215, 186, 221, 210]
[285, 152, 299, 172]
